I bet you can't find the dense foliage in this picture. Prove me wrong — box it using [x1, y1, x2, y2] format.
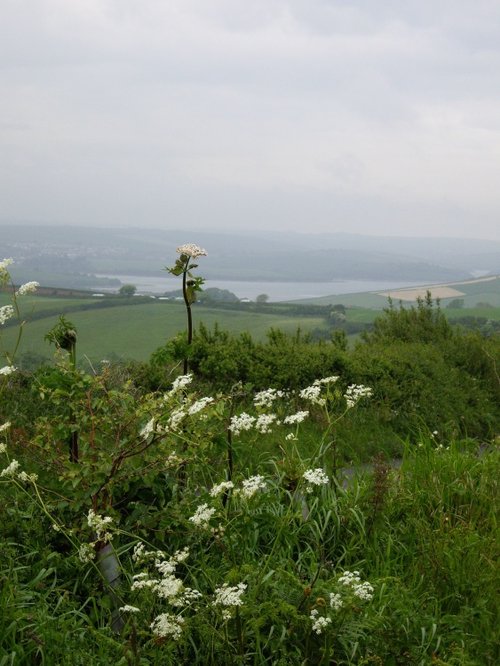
[1, 263, 499, 664]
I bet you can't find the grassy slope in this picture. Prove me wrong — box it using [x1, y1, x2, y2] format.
[1, 301, 326, 362]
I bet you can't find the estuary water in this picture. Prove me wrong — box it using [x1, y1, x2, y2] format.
[94, 274, 426, 302]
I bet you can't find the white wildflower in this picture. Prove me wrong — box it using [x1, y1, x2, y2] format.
[0, 366, 16, 376]
[255, 413, 278, 434]
[119, 605, 141, 613]
[344, 384, 373, 408]
[78, 543, 95, 563]
[316, 376, 339, 385]
[189, 503, 216, 528]
[338, 570, 361, 586]
[352, 581, 374, 601]
[166, 407, 185, 432]
[140, 417, 155, 439]
[16, 281, 39, 296]
[299, 384, 325, 406]
[154, 575, 184, 600]
[0, 443, 6, 454]
[213, 582, 247, 608]
[188, 396, 214, 415]
[151, 612, 185, 640]
[0, 421, 11, 433]
[303, 468, 329, 492]
[210, 480, 234, 497]
[229, 412, 255, 436]
[169, 373, 193, 393]
[176, 244, 207, 258]
[238, 475, 266, 499]
[131, 575, 157, 591]
[329, 593, 343, 610]
[171, 587, 203, 607]
[0, 305, 15, 325]
[285, 433, 297, 441]
[87, 509, 114, 541]
[0, 258, 14, 268]
[310, 609, 332, 634]
[172, 547, 190, 563]
[1, 459, 20, 477]
[17, 471, 38, 483]
[283, 410, 309, 425]
[254, 388, 285, 408]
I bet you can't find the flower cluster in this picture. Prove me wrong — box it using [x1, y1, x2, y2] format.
[0, 305, 15, 326]
[344, 384, 373, 409]
[229, 412, 256, 436]
[283, 410, 309, 425]
[176, 244, 207, 258]
[237, 474, 267, 499]
[0, 366, 16, 376]
[189, 503, 216, 528]
[140, 417, 155, 439]
[310, 609, 332, 634]
[337, 570, 374, 600]
[213, 582, 247, 620]
[255, 413, 278, 434]
[169, 373, 193, 393]
[188, 396, 214, 415]
[0, 258, 14, 282]
[16, 281, 39, 296]
[0, 421, 11, 433]
[87, 508, 114, 543]
[303, 468, 329, 492]
[254, 388, 285, 408]
[209, 480, 234, 497]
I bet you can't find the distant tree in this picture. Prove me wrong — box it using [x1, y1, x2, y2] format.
[119, 284, 137, 297]
[256, 293, 269, 303]
[332, 304, 346, 314]
[447, 298, 464, 309]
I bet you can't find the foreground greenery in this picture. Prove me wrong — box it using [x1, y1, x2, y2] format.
[1, 257, 499, 664]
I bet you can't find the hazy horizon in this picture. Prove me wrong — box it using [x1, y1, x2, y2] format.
[2, 1, 500, 240]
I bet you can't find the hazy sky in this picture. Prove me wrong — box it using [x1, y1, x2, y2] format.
[2, 0, 500, 239]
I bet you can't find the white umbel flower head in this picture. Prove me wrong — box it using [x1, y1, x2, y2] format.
[189, 503, 216, 528]
[213, 582, 247, 607]
[303, 468, 329, 492]
[176, 244, 207, 258]
[0, 305, 15, 325]
[16, 281, 39, 296]
[0, 366, 16, 376]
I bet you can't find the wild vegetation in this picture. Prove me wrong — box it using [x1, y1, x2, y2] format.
[1, 252, 499, 665]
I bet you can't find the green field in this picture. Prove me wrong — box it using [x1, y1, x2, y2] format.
[1, 300, 327, 362]
[3, 276, 500, 364]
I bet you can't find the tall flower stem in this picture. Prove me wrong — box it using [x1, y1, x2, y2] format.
[182, 265, 193, 375]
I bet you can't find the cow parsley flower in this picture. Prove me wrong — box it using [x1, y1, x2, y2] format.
[213, 582, 247, 608]
[140, 418, 155, 439]
[119, 605, 141, 613]
[151, 612, 185, 640]
[344, 384, 373, 408]
[16, 281, 39, 296]
[254, 388, 285, 408]
[0, 258, 14, 279]
[0, 366, 16, 376]
[255, 413, 278, 434]
[0, 305, 15, 326]
[188, 396, 214, 415]
[87, 509, 114, 542]
[229, 412, 255, 436]
[310, 609, 332, 634]
[0, 421, 11, 433]
[0, 443, 6, 454]
[329, 593, 343, 610]
[176, 244, 207, 258]
[299, 384, 325, 406]
[210, 480, 234, 497]
[78, 543, 95, 563]
[169, 373, 193, 393]
[283, 410, 309, 425]
[303, 468, 329, 492]
[238, 475, 267, 499]
[1, 459, 20, 477]
[189, 503, 216, 528]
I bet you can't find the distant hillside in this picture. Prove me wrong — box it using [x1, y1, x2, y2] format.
[2, 224, 496, 288]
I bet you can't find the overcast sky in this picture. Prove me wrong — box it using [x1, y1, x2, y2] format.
[1, 0, 500, 239]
